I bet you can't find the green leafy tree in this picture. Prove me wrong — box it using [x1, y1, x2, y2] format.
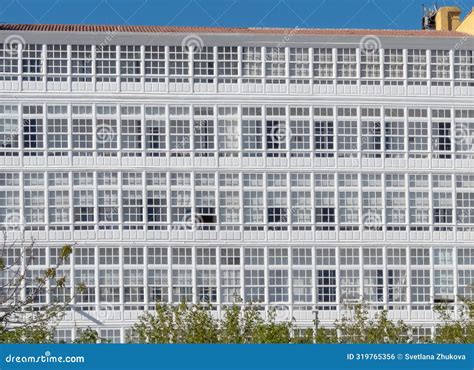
[433, 297, 474, 343]
[0, 234, 74, 343]
[130, 303, 219, 344]
[74, 327, 109, 344]
[334, 304, 410, 344]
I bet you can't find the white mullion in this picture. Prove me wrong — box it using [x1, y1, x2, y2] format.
[189, 45, 194, 86]
[358, 167, 364, 232]
[429, 245, 435, 309]
[166, 172, 172, 233]
[406, 245, 412, 321]
[165, 104, 170, 167]
[42, 44, 47, 92]
[264, 245, 269, 308]
[309, 105, 315, 170]
[426, 49, 431, 94]
[285, 104, 290, 166]
[119, 241, 124, 318]
[380, 47, 385, 86]
[92, 45, 97, 92]
[141, 103, 146, 159]
[356, 46, 361, 93]
[116, 103, 122, 160]
[213, 103, 218, 160]
[309, 47, 314, 94]
[238, 105, 243, 173]
[67, 103, 73, 165]
[214, 45, 218, 91]
[167, 245, 172, 304]
[42, 103, 48, 159]
[380, 105, 385, 165]
[94, 245, 100, 316]
[117, 171, 123, 238]
[43, 169, 49, 235]
[404, 106, 409, 166]
[285, 46, 290, 92]
[93, 171, 99, 234]
[67, 44, 72, 92]
[403, 48, 408, 93]
[383, 245, 388, 311]
[449, 48, 455, 94]
[335, 243, 340, 315]
[453, 246, 459, 314]
[164, 45, 169, 93]
[92, 103, 98, 163]
[19, 171, 26, 302]
[142, 171, 148, 233]
[116, 45, 121, 92]
[18, 42, 23, 91]
[313, 244, 317, 309]
[357, 105, 362, 165]
[216, 246, 221, 310]
[240, 245, 245, 305]
[310, 172, 315, 234]
[381, 172, 387, 240]
[288, 246, 293, 315]
[237, 45, 242, 92]
[263, 108, 268, 238]
[334, 171, 340, 241]
[359, 245, 364, 308]
[140, 44, 145, 93]
[143, 244, 149, 311]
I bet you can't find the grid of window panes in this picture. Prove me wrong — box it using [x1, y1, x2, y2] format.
[1, 43, 473, 90]
[1, 104, 473, 159]
[1, 170, 474, 233]
[3, 244, 472, 310]
[3, 35, 474, 343]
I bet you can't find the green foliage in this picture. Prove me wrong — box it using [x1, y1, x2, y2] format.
[0, 238, 76, 344]
[125, 300, 474, 344]
[433, 299, 474, 344]
[129, 303, 293, 344]
[1, 234, 473, 345]
[74, 327, 109, 344]
[335, 304, 410, 344]
[0, 324, 55, 344]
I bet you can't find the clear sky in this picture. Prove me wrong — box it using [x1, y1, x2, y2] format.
[0, 0, 473, 30]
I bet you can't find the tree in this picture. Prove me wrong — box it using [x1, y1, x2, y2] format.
[0, 233, 74, 343]
[130, 302, 219, 343]
[128, 302, 294, 344]
[433, 297, 474, 344]
[74, 327, 109, 344]
[335, 304, 410, 344]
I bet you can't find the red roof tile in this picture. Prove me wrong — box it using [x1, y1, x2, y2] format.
[0, 23, 468, 37]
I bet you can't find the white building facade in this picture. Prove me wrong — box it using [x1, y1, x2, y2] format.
[0, 24, 474, 342]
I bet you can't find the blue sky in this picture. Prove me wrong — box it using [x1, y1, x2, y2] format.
[0, 0, 473, 30]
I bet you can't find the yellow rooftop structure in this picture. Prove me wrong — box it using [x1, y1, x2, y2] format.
[431, 5, 474, 34]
